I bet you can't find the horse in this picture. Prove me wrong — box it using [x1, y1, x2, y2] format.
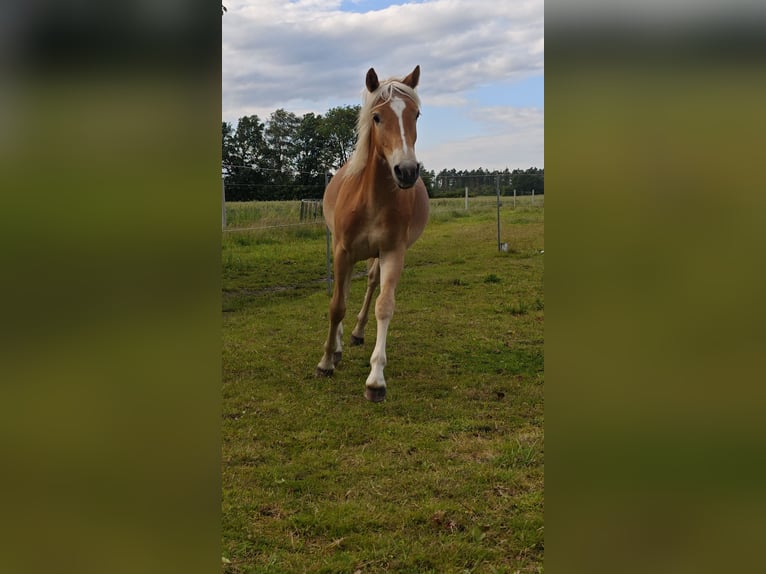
[316, 65, 429, 402]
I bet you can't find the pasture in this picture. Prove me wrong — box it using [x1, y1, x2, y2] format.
[222, 196, 544, 573]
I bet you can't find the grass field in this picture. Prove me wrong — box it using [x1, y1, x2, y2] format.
[222, 196, 544, 573]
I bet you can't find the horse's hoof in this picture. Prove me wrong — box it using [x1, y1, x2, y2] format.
[333, 351, 342, 366]
[350, 335, 364, 346]
[364, 386, 386, 402]
[316, 367, 334, 377]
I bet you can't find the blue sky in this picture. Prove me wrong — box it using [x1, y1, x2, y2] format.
[222, 0, 543, 173]
[469, 76, 544, 108]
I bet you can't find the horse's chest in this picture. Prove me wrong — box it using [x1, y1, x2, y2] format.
[342, 209, 408, 259]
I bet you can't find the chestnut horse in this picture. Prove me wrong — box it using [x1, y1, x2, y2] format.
[316, 65, 429, 402]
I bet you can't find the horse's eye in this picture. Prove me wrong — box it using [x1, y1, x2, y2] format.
[373, 113, 381, 124]
[416, 111, 421, 119]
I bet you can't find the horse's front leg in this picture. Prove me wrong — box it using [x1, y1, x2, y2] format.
[350, 257, 380, 346]
[316, 249, 352, 376]
[365, 250, 404, 402]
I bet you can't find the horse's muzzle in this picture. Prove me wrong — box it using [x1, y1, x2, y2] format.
[394, 161, 420, 189]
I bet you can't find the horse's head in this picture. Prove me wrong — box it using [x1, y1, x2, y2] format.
[365, 65, 422, 189]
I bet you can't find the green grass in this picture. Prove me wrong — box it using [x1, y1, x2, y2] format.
[222, 199, 544, 573]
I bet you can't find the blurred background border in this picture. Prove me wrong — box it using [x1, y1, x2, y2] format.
[3, 1, 766, 572]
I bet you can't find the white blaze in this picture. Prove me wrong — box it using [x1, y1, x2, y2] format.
[389, 96, 408, 154]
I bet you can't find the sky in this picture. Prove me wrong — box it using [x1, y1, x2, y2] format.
[222, 0, 543, 174]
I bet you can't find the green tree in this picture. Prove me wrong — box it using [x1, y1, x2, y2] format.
[222, 121, 235, 170]
[232, 115, 266, 167]
[223, 115, 268, 201]
[511, 167, 544, 194]
[223, 100, 543, 201]
[420, 165, 435, 197]
[293, 113, 328, 199]
[322, 105, 360, 170]
[263, 109, 300, 198]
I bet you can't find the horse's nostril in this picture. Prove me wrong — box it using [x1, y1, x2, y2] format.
[394, 162, 419, 187]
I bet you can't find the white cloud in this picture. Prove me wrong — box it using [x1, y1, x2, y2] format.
[419, 106, 544, 173]
[223, 0, 544, 170]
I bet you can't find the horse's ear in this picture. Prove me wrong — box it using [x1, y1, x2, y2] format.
[402, 65, 420, 89]
[366, 68, 379, 92]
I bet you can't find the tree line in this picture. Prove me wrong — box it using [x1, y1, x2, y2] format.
[222, 110, 543, 201]
[431, 167, 543, 198]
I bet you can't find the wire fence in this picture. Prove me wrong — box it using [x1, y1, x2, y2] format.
[223, 197, 543, 234]
[222, 170, 543, 233]
[222, 170, 543, 296]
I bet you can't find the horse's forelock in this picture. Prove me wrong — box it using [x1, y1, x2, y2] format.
[365, 81, 420, 118]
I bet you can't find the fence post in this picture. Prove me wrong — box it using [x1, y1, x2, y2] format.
[513, 187, 517, 209]
[465, 186, 468, 210]
[496, 174, 501, 252]
[222, 178, 226, 229]
[325, 169, 332, 296]
[532, 188, 535, 204]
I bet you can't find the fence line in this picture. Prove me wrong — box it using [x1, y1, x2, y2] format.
[222, 201, 543, 233]
[223, 192, 543, 296]
[223, 163, 331, 174]
[222, 173, 543, 251]
[224, 182, 325, 188]
[222, 220, 325, 233]
[222, 169, 543, 296]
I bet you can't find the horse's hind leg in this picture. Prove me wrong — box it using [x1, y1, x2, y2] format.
[351, 258, 380, 346]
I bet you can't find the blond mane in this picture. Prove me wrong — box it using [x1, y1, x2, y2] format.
[345, 77, 420, 177]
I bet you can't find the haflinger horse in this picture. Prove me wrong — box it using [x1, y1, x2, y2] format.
[316, 65, 429, 402]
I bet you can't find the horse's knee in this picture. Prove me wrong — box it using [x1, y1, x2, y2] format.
[375, 295, 394, 322]
[329, 299, 346, 324]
